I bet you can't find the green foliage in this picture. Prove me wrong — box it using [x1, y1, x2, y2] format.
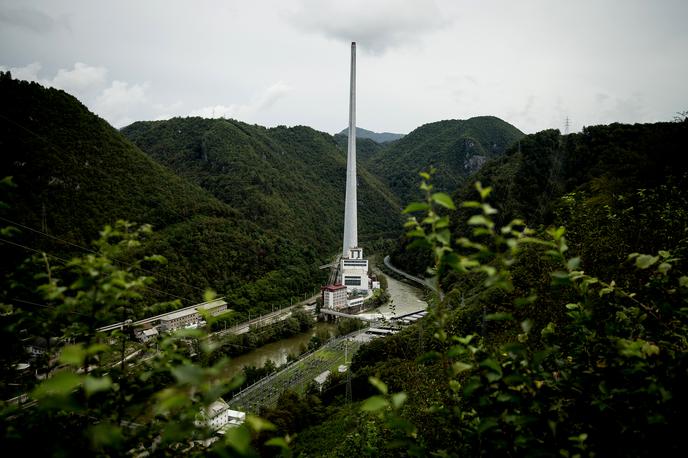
[366, 116, 524, 205]
[0, 75, 329, 317]
[336, 126, 405, 145]
[349, 174, 688, 456]
[0, 220, 284, 456]
[121, 117, 402, 254]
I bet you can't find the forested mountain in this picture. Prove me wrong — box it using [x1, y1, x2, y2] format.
[333, 132, 385, 163]
[392, 121, 688, 282]
[337, 126, 405, 143]
[5, 68, 686, 456]
[366, 116, 525, 204]
[287, 120, 688, 456]
[0, 74, 331, 317]
[121, 119, 402, 252]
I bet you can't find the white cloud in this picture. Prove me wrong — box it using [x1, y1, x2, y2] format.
[287, 0, 452, 54]
[188, 104, 238, 119]
[94, 80, 150, 127]
[189, 81, 291, 121]
[0, 61, 150, 127]
[1, 61, 107, 94]
[0, 62, 43, 82]
[51, 62, 107, 93]
[254, 81, 290, 111]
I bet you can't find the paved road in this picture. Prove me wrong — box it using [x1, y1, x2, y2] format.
[212, 294, 319, 338]
[383, 255, 443, 299]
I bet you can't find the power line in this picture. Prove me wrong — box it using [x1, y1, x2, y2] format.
[4, 297, 90, 317]
[0, 215, 210, 296]
[0, 236, 192, 304]
[0, 116, 229, 298]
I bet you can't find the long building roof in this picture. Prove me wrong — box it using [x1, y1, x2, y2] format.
[160, 308, 198, 321]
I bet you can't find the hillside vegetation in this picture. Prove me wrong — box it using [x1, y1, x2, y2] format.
[366, 116, 524, 204]
[337, 126, 405, 144]
[285, 119, 688, 456]
[0, 74, 326, 318]
[122, 118, 402, 252]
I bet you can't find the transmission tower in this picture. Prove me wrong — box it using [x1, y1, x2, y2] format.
[345, 339, 352, 404]
[564, 116, 571, 135]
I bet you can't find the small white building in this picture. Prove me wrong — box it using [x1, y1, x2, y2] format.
[314, 370, 331, 391]
[197, 398, 246, 432]
[341, 247, 369, 293]
[347, 297, 365, 308]
[137, 328, 159, 342]
[322, 284, 347, 310]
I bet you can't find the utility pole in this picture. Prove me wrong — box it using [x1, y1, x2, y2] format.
[345, 369, 352, 405]
[41, 202, 47, 233]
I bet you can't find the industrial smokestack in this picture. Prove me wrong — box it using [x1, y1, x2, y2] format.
[342, 41, 358, 258]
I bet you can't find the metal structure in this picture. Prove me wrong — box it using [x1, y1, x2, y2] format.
[228, 330, 366, 413]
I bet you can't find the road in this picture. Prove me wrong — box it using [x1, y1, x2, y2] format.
[211, 294, 319, 338]
[383, 255, 443, 299]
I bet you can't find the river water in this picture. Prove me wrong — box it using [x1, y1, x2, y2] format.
[224, 264, 427, 377]
[359, 265, 428, 320]
[224, 322, 335, 379]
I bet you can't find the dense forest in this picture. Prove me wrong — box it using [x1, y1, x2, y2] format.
[0, 74, 405, 323]
[2, 70, 686, 456]
[365, 116, 525, 204]
[337, 126, 405, 144]
[121, 118, 402, 253]
[286, 118, 688, 456]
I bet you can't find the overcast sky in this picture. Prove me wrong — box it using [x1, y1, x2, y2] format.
[1, 0, 687, 134]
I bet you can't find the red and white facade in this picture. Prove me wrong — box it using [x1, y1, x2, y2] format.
[322, 284, 347, 310]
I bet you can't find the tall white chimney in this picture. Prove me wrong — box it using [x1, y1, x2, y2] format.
[342, 41, 358, 258]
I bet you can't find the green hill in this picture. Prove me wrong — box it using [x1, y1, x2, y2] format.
[286, 120, 688, 457]
[337, 126, 405, 144]
[366, 116, 525, 204]
[333, 132, 385, 163]
[121, 118, 402, 250]
[0, 73, 327, 316]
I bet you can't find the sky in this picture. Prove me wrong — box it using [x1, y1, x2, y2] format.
[1, 0, 687, 134]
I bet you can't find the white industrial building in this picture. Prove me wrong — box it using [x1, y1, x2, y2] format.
[159, 308, 199, 331]
[196, 398, 245, 432]
[341, 247, 369, 292]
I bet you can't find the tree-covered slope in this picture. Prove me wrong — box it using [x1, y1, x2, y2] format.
[392, 121, 688, 280]
[333, 132, 385, 163]
[0, 73, 325, 315]
[285, 120, 688, 457]
[367, 116, 524, 204]
[121, 118, 402, 251]
[337, 126, 405, 144]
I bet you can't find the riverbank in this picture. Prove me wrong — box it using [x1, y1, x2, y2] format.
[358, 258, 428, 320]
